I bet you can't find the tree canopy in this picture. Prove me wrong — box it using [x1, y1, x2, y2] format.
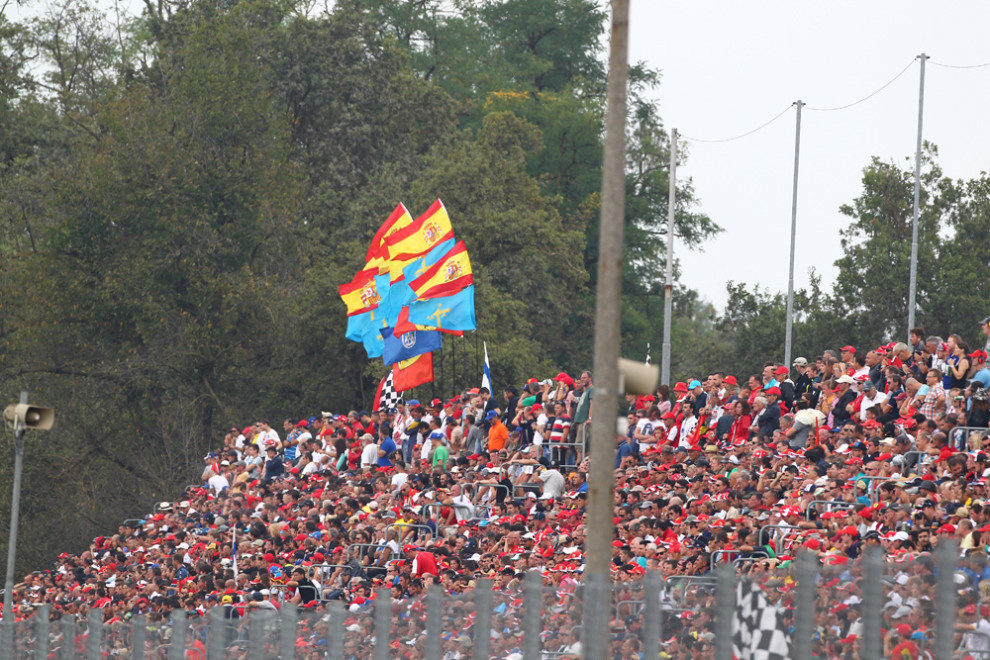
[0, 0, 716, 571]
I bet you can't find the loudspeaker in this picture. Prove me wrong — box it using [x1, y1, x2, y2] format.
[618, 359, 659, 396]
[3, 404, 55, 430]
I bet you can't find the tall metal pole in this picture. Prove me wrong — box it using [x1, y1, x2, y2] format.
[907, 53, 927, 339]
[3, 391, 28, 624]
[583, 0, 629, 658]
[660, 128, 677, 386]
[784, 101, 802, 369]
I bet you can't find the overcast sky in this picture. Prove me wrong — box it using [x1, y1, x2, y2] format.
[628, 1, 990, 310]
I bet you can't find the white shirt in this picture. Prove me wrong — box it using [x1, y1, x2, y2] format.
[859, 390, 888, 421]
[360, 443, 379, 468]
[208, 473, 230, 493]
[679, 417, 698, 448]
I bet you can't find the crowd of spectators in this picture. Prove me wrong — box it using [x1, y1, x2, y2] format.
[7, 321, 990, 659]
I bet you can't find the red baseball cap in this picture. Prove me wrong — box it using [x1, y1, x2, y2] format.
[723, 375, 737, 385]
[840, 345, 856, 353]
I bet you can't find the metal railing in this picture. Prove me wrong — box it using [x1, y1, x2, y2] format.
[0, 542, 972, 660]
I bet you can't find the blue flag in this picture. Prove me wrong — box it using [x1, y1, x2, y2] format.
[379, 326, 442, 366]
[406, 285, 476, 333]
[346, 312, 386, 358]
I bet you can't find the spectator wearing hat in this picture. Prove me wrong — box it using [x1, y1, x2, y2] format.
[856, 379, 888, 422]
[773, 366, 796, 409]
[830, 375, 858, 426]
[262, 446, 284, 483]
[752, 389, 781, 438]
[969, 350, 990, 391]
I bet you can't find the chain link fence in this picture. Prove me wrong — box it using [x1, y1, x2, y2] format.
[0, 541, 982, 659]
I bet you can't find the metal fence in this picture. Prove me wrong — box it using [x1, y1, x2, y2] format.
[0, 541, 982, 659]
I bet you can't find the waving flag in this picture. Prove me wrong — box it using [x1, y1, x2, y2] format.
[408, 240, 473, 300]
[338, 268, 382, 317]
[366, 204, 413, 271]
[392, 352, 434, 391]
[384, 199, 454, 263]
[380, 326, 442, 366]
[482, 341, 492, 392]
[394, 306, 463, 337]
[406, 285, 476, 333]
[374, 371, 403, 412]
[388, 237, 457, 313]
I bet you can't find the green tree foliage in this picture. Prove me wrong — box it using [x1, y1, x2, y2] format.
[0, 0, 723, 572]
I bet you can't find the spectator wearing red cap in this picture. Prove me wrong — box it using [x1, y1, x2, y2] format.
[752, 389, 781, 438]
[773, 365, 796, 409]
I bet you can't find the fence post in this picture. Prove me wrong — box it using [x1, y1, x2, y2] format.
[60, 614, 75, 660]
[130, 613, 146, 660]
[246, 610, 268, 660]
[168, 609, 187, 660]
[279, 602, 297, 660]
[87, 607, 103, 660]
[472, 580, 493, 660]
[207, 608, 225, 660]
[523, 571, 542, 660]
[714, 562, 735, 660]
[326, 599, 344, 660]
[35, 604, 50, 660]
[425, 583, 443, 660]
[374, 587, 391, 660]
[642, 572, 661, 660]
[861, 546, 883, 660]
[935, 539, 958, 660]
[0, 615, 11, 660]
[582, 571, 608, 660]
[793, 551, 817, 660]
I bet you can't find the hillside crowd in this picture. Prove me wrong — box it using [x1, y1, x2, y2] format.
[7, 322, 990, 659]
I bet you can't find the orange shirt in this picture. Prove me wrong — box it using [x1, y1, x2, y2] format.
[488, 419, 509, 451]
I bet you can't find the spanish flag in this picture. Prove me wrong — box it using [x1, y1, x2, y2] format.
[384, 199, 454, 263]
[408, 240, 473, 300]
[338, 268, 382, 317]
[366, 203, 413, 272]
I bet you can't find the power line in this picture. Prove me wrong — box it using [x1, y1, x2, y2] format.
[680, 104, 793, 144]
[805, 59, 916, 112]
[930, 59, 990, 69]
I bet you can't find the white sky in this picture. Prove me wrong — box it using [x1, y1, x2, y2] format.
[628, 1, 990, 310]
[8, 0, 990, 315]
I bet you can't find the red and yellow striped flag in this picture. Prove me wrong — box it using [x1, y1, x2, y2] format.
[384, 199, 454, 263]
[338, 268, 382, 317]
[408, 240, 473, 299]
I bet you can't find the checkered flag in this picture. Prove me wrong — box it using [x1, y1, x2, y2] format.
[732, 578, 790, 660]
[374, 371, 402, 412]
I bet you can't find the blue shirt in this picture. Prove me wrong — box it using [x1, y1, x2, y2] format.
[378, 437, 396, 467]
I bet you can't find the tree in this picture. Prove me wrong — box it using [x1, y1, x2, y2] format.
[832, 145, 957, 342]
